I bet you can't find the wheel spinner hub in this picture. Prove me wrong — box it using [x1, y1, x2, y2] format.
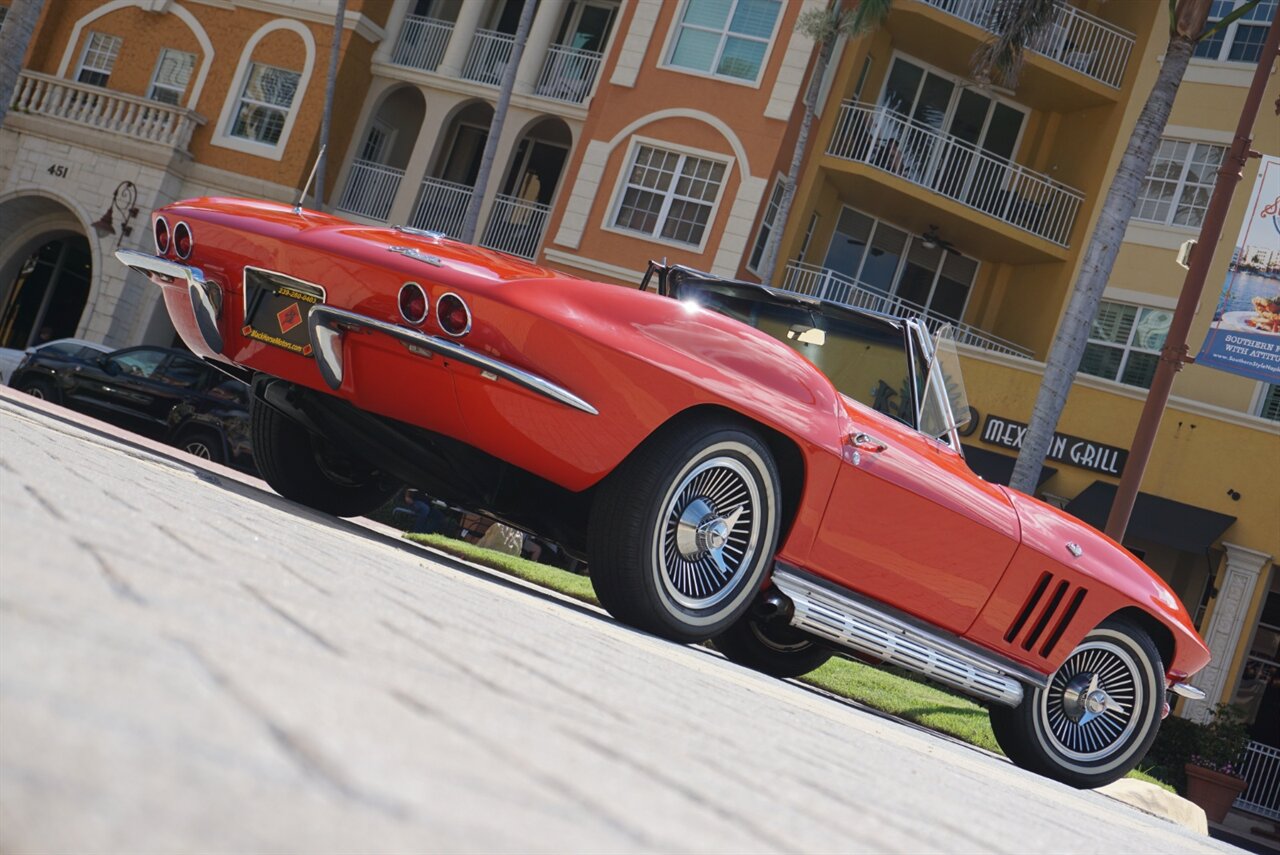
[676, 499, 731, 558]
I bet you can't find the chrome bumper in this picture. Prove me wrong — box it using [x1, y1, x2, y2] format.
[308, 305, 598, 415]
[1169, 682, 1206, 700]
[115, 250, 223, 354]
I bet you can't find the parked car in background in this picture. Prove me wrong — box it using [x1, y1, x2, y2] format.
[0, 338, 110, 386]
[9, 343, 254, 470]
[116, 197, 1212, 789]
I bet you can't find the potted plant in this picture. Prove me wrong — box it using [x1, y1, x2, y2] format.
[1183, 704, 1250, 823]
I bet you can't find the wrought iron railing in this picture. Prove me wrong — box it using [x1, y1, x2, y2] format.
[409, 177, 473, 237]
[479, 195, 551, 259]
[916, 0, 1135, 88]
[9, 70, 204, 150]
[534, 44, 604, 104]
[461, 29, 515, 86]
[779, 261, 1034, 358]
[1236, 740, 1280, 820]
[390, 15, 454, 73]
[336, 160, 404, 221]
[828, 101, 1085, 247]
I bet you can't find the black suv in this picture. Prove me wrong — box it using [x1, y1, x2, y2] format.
[9, 345, 255, 471]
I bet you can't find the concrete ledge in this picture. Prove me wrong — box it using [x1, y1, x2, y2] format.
[1100, 778, 1208, 835]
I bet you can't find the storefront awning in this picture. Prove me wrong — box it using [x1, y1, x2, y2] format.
[1065, 480, 1237, 553]
[961, 445, 1056, 487]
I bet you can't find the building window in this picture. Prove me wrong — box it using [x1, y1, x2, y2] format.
[1079, 300, 1172, 388]
[1194, 0, 1276, 63]
[613, 144, 727, 247]
[76, 32, 122, 87]
[1259, 384, 1280, 421]
[797, 212, 818, 261]
[747, 179, 785, 272]
[667, 0, 782, 83]
[229, 63, 301, 145]
[148, 48, 196, 105]
[1133, 139, 1226, 229]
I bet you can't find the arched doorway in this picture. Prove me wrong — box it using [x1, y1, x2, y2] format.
[0, 234, 92, 349]
[337, 85, 428, 222]
[479, 116, 571, 259]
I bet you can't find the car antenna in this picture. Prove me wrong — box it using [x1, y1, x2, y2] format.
[293, 144, 326, 215]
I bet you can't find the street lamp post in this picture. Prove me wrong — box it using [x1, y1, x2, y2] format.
[1103, 7, 1280, 542]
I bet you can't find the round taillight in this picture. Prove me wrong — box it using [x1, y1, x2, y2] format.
[437, 293, 471, 337]
[154, 217, 170, 254]
[398, 281, 429, 325]
[174, 221, 193, 259]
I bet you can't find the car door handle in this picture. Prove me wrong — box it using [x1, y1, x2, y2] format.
[851, 432, 888, 453]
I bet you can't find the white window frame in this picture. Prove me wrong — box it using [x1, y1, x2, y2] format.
[660, 0, 785, 88]
[359, 118, 398, 164]
[1078, 299, 1172, 389]
[75, 31, 122, 87]
[211, 19, 315, 161]
[1193, 0, 1276, 63]
[1133, 137, 1227, 230]
[602, 136, 733, 253]
[746, 175, 785, 273]
[226, 62, 301, 147]
[1253, 382, 1280, 421]
[148, 48, 197, 106]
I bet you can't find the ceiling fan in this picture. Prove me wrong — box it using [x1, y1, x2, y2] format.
[920, 225, 959, 254]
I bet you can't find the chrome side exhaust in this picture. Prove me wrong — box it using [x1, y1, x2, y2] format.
[771, 567, 1027, 707]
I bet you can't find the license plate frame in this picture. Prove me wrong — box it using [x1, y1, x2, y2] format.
[242, 267, 326, 356]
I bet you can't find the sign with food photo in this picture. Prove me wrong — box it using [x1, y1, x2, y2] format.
[1197, 154, 1280, 384]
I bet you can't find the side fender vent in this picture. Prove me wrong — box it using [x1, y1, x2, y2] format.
[1004, 571, 1088, 658]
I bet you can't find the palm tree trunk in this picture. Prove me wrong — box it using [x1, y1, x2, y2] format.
[313, 0, 348, 209]
[1008, 34, 1197, 494]
[0, 0, 47, 128]
[755, 33, 836, 285]
[459, 0, 537, 244]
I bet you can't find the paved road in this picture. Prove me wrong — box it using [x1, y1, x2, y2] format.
[0, 392, 1244, 854]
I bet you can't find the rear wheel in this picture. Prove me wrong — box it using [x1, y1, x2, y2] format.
[18, 378, 58, 404]
[175, 428, 225, 464]
[588, 418, 781, 643]
[712, 610, 831, 678]
[250, 396, 401, 517]
[989, 618, 1165, 788]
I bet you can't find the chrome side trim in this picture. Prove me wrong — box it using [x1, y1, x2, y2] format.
[114, 249, 223, 354]
[1169, 682, 1206, 700]
[306, 304, 598, 416]
[772, 566, 1028, 707]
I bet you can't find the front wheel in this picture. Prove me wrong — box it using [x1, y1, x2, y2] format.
[175, 429, 226, 464]
[250, 396, 401, 517]
[989, 618, 1165, 789]
[18, 378, 59, 403]
[588, 419, 781, 643]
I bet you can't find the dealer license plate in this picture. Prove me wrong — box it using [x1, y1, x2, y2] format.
[242, 267, 325, 356]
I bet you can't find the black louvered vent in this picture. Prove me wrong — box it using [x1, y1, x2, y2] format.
[1004, 572, 1088, 658]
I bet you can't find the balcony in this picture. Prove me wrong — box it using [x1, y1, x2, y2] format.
[780, 261, 1033, 358]
[409, 176, 473, 237]
[828, 102, 1084, 247]
[390, 15, 454, 74]
[533, 44, 604, 105]
[461, 29, 515, 86]
[336, 160, 404, 221]
[479, 195, 551, 259]
[8, 70, 204, 151]
[915, 0, 1134, 89]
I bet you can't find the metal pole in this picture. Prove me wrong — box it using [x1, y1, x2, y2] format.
[1104, 7, 1280, 542]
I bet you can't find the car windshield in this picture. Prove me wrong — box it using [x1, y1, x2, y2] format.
[673, 274, 917, 426]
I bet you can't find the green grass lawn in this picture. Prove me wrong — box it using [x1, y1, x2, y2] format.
[404, 531, 1173, 792]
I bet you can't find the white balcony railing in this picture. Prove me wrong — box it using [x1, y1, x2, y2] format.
[917, 0, 1135, 88]
[390, 15, 454, 73]
[780, 261, 1034, 358]
[409, 177, 473, 237]
[336, 160, 404, 221]
[534, 44, 604, 104]
[479, 195, 551, 259]
[9, 70, 204, 150]
[461, 29, 515, 86]
[1236, 740, 1280, 821]
[828, 102, 1084, 247]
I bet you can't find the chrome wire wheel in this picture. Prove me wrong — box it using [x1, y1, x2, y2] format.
[1039, 636, 1143, 764]
[655, 455, 763, 611]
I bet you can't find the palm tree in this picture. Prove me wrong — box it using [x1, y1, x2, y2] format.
[1008, 0, 1264, 494]
[458, 0, 538, 243]
[0, 0, 48, 129]
[313, 0, 348, 209]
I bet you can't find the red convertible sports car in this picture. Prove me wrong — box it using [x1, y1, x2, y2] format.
[117, 197, 1210, 789]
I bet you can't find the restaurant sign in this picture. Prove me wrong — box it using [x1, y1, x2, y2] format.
[980, 415, 1128, 476]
